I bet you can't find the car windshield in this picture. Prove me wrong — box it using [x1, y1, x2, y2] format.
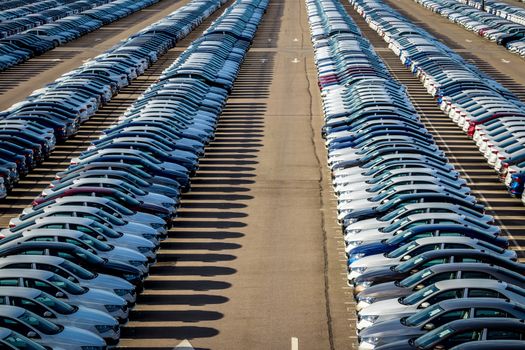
[386, 241, 419, 258]
[3, 332, 46, 349]
[399, 268, 435, 287]
[105, 200, 134, 215]
[380, 206, 406, 222]
[19, 311, 61, 335]
[96, 211, 125, 225]
[119, 182, 146, 196]
[91, 221, 119, 238]
[383, 217, 411, 232]
[59, 260, 96, 279]
[48, 275, 86, 295]
[402, 285, 439, 305]
[79, 234, 111, 251]
[35, 292, 76, 315]
[396, 255, 426, 273]
[404, 305, 444, 326]
[415, 325, 454, 348]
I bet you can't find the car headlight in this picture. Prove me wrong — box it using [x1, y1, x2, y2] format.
[351, 266, 367, 273]
[357, 296, 375, 304]
[129, 260, 145, 266]
[347, 241, 363, 247]
[350, 253, 365, 261]
[95, 324, 114, 333]
[138, 246, 152, 253]
[150, 223, 164, 229]
[113, 288, 131, 297]
[346, 229, 361, 235]
[360, 315, 379, 323]
[344, 218, 358, 225]
[123, 274, 138, 281]
[361, 337, 379, 345]
[105, 304, 122, 312]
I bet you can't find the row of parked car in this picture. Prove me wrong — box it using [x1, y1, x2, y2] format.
[306, 0, 525, 349]
[413, 0, 525, 52]
[0, 0, 106, 39]
[0, 0, 161, 72]
[352, 0, 525, 202]
[459, 0, 525, 26]
[0, 0, 269, 348]
[0, 0, 227, 200]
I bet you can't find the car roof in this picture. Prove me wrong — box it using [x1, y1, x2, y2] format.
[0, 304, 25, 317]
[0, 255, 64, 265]
[433, 278, 506, 290]
[0, 287, 42, 299]
[445, 317, 525, 331]
[0, 269, 54, 279]
[450, 340, 525, 350]
[436, 297, 521, 311]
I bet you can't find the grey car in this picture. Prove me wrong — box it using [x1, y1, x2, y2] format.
[0, 287, 119, 344]
[0, 327, 50, 350]
[10, 205, 162, 242]
[358, 298, 525, 350]
[355, 262, 525, 304]
[349, 236, 516, 283]
[0, 229, 150, 274]
[357, 279, 525, 330]
[0, 255, 136, 304]
[26, 195, 167, 231]
[0, 269, 128, 322]
[0, 304, 106, 350]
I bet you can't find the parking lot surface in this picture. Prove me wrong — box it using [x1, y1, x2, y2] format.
[0, 0, 525, 349]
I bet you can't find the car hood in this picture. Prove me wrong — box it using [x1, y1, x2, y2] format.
[360, 318, 423, 342]
[55, 325, 106, 348]
[358, 281, 412, 301]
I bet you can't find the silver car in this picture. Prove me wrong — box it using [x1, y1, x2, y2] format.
[357, 279, 525, 330]
[0, 230, 149, 274]
[25, 195, 166, 237]
[10, 205, 162, 243]
[0, 217, 157, 254]
[349, 236, 516, 284]
[0, 255, 135, 304]
[0, 269, 128, 322]
[0, 305, 106, 350]
[0, 287, 119, 344]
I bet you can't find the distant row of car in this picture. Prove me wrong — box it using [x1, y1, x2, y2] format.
[353, 0, 525, 201]
[0, 0, 161, 72]
[0, 0, 226, 200]
[0, 0, 269, 348]
[414, 0, 525, 47]
[306, 0, 525, 349]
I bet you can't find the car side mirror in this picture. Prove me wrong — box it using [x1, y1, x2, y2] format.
[43, 311, 53, 318]
[67, 276, 75, 282]
[433, 345, 445, 350]
[423, 323, 435, 331]
[55, 291, 65, 298]
[415, 284, 425, 290]
[97, 235, 104, 241]
[402, 255, 411, 261]
[420, 302, 430, 309]
[87, 248, 95, 253]
[27, 331, 37, 338]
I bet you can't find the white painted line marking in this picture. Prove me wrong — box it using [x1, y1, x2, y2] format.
[465, 39, 472, 42]
[501, 59, 510, 63]
[291, 57, 300, 63]
[174, 339, 194, 349]
[293, 37, 298, 42]
[291, 337, 299, 350]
